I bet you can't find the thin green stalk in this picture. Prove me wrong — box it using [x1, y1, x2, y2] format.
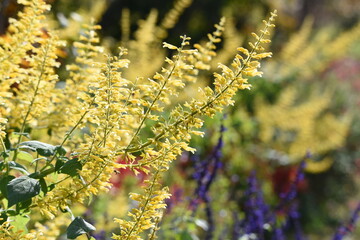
[38, 102, 93, 174]
[125, 166, 161, 239]
[13, 40, 52, 162]
[125, 37, 187, 152]
[103, 56, 113, 147]
[147, 214, 162, 240]
[97, 77, 139, 149]
[1, 138, 10, 177]
[0, 137, 6, 152]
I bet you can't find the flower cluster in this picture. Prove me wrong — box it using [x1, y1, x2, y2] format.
[255, 86, 350, 172]
[231, 160, 306, 240]
[0, 0, 277, 238]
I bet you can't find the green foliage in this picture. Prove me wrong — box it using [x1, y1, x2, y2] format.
[66, 217, 96, 239]
[7, 176, 40, 207]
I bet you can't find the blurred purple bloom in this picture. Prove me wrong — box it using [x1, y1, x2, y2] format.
[333, 202, 360, 240]
[92, 230, 107, 240]
[165, 185, 184, 214]
[278, 161, 306, 204]
[83, 209, 108, 240]
[272, 226, 285, 240]
[190, 124, 225, 210]
[275, 160, 307, 240]
[189, 123, 225, 239]
[240, 171, 271, 240]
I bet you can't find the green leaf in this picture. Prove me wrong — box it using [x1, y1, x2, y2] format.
[17, 151, 34, 162]
[1, 150, 10, 159]
[55, 157, 67, 171]
[48, 183, 56, 191]
[0, 211, 8, 224]
[0, 175, 15, 198]
[9, 215, 30, 234]
[8, 161, 29, 174]
[7, 176, 40, 207]
[55, 145, 67, 156]
[16, 198, 32, 212]
[59, 158, 82, 177]
[19, 141, 56, 157]
[31, 157, 47, 164]
[4, 209, 17, 216]
[67, 217, 96, 239]
[13, 132, 30, 139]
[39, 178, 47, 195]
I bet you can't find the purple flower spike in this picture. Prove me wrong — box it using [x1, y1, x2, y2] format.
[272, 227, 285, 240]
[333, 202, 360, 240]
[241, 171, 271, 240]
[274, 160, 307, 240]
[189, 122, 226, 238]
[278, 161, 306, 205]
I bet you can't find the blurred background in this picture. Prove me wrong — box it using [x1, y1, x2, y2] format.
[1, 0, 359, 239]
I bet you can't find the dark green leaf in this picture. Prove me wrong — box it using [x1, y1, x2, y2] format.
[0, 175, 15, 198]
[67, 217, 96, 239]
[55, 145, 67, 156]
[39, 178, 47, 195]
[0, 211, 7, 224]
[7, 176, 40, 207]
[8, 161, 29, 174]
[5, 209, 17, 216]
[48, 183, 56, 191]
[28, 172, 40, 179]
[59, 158, 82, 177]
[16, 198, 32, 212]
[19, 141, 56, 157]
[55, 158, 66, 171]
[1, 150, 10, 159]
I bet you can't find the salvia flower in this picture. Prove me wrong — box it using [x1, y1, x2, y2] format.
[333, 202, 360, 240]
[189, 123, 225, 239]
[239, 170, 271, 240]
[190, 123, 225, 211]
[274, 160, 307, 240]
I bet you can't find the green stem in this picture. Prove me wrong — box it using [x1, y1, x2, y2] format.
[96, 77, 139, 149]
[1, 138, 10, 176]
[103, 56, 113, 147]
[125, 37, 187, 152]
[125, 167, 161, 239]
[13, 40, 52, 162]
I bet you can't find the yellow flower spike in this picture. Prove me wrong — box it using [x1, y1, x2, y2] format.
[113, 11, 276, 239]
[255, 85, 350, 168]
[0, 1, 278, 238]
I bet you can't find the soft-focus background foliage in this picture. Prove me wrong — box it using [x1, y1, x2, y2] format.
[1, 0, 359, 239]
